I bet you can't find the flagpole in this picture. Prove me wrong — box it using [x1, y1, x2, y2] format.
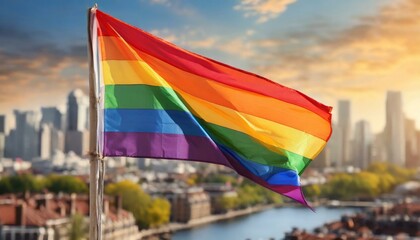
[87, 5, 103, 240]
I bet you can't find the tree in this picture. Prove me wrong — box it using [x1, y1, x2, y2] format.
[68, 213, 87, 240]
[105, 180, 170, 229]
[0, 174, 45, 194]
[46, 175, 88, 194]
[303, 184, 321, 199]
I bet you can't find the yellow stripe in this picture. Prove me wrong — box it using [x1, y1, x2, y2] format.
[101, 60, 326, 159]
[180, 91, 326, 159]
[102, 59, 170, 87]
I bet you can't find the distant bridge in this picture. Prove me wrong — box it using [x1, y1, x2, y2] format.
[325, 200, 383, 208]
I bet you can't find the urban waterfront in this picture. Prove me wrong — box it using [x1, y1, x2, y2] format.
[172, 207, 359, 240]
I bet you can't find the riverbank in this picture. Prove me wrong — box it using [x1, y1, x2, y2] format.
[138, 204, 275, 239]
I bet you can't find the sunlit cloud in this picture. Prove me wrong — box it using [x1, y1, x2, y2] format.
[248, 0, 420, 128]
[234, 0, 297, 23]
[0, 22, 87, 113]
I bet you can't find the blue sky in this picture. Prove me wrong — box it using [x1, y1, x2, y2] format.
[1, 0, 419, 132]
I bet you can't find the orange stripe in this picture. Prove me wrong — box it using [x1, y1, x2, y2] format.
[98, 36, 331, 141]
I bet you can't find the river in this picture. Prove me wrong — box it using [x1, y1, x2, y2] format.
[171, 207, 358, 240]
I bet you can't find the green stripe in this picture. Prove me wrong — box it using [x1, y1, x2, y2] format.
[104, 84, 312, 174]
[200, 120, 311, 174]
[105, 84, 188, 111]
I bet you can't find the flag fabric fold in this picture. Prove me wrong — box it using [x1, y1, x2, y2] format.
[93, 9, 332, 206]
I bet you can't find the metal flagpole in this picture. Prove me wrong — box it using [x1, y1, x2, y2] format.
[87, 5, 103, 240]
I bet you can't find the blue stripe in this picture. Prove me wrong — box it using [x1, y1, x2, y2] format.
[218, 144, 300, 186]
[104, 109, 208, 136]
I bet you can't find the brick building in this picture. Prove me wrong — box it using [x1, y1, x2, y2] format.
[0, 193, 139, 240]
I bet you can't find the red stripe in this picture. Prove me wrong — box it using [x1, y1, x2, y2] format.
[96, 10, 332, 121]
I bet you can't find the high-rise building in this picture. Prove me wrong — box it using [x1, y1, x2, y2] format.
[65, 130, 89, 156]
[0, 115, 5, 158]
[385, 91, 405, 166]
[51, 129, 65, 153]
[353, 120, 372, 169]
[327, 123, 342, 168]
[4, 130, 16, 158]
[337, 100, 351, 167]
[372, 132, 387, 162]
[311, 148, 330, 169]
[67, 89, 88, 131]
[405, 118, 418, 168]
[39, 124, 52, 159]
[0, 115, 5, 133]
[41, 107, 66, 131]
[13, 110, 41, 161]
[0, 133, 5, 158]
[416, 131, 420, 168]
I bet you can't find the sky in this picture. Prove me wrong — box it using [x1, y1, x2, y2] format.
[0, 0, 419, 133]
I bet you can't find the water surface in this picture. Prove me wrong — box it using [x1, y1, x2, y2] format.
[172, 207, 357, 240]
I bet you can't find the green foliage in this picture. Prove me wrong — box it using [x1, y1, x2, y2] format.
[69, 213, 87, 240]
[303, 184, 321, 199]
[105, 180, 170, 229]
[45, 175, 88, 194]
[0, 174, 88, 195]
[197, 173, 238, 186]
[319, 162, 416, 200]
[0, 174, 44, 194]
[215, 195, 238, 212]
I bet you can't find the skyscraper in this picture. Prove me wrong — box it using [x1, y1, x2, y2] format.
[66, 89, 89, 156]
[67, 89, 88, 131]
[0, 115, 5, 158]
[385, 91, 405, 166]
[337, 100, 351, 167]
[14, 110, 41, 161]
[0, 115, 5, 133]
[353, 120, 372, 169]
[405, 118, 418, 168]
[327, 123, 342, 168]
[39, 124, 52, 159]
[41, 107, 66, 131]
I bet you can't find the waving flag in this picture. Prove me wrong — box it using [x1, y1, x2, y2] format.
[91, 9, 332, 205]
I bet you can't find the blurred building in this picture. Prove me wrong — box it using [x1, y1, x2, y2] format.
[39, 124, 52, 159]
[13, 110, 41, 161]
[327, 123, 342, 168]
[67, 89, 88, 132]
[311, 148, 330, 169]
[166, 187, 211, 223]
[337, 100, 351, 167]
[65, 130, 89, 156]
[51, 128, 65, 154]
[353, 120, 372, 169]
[0, 115, 5, 158]
[405, 118, 418, 168]
[203, 184, 238, 214]
[41, 107, 66, 131]
[66, 89, 89, 157]
[385, 91, 405, 166]
[0, 115, 5, 133]
[0, 193, 139, 240]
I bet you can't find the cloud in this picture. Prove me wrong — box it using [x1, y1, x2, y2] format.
[251, 0, 420, 91]
[246, 0, 420, 128]
[0, 22, 87, 113]
[234, 0, 297, 23]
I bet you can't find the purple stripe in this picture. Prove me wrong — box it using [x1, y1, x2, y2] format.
[103, 132, 233, 168]
[103, 132, 309, 207]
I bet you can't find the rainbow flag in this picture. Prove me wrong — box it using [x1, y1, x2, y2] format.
[91, 9, 332, 205]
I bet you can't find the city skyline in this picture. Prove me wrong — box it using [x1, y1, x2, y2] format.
[1, 0, 420, 133]
[2, 87, 418, 169]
